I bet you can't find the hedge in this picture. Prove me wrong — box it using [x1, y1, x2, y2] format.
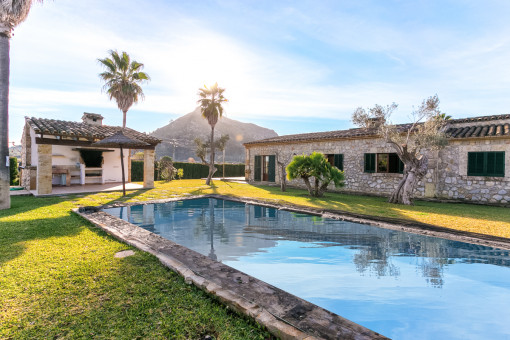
[130, 160, 245, 181]
[131, 160, 144, 182]
[9, 157, 19, 185]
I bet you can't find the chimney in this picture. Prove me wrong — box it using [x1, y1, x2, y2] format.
[82, 112, 104, 126]
[366, 117, 385, 129]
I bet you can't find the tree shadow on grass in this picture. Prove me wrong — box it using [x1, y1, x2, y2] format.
[0, 213, 84, 267]
[237, 183, 510, 227]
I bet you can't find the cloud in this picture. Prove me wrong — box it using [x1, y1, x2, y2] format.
[8, 0, 510, 144]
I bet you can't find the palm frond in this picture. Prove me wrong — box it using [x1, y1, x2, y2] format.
[98, 50, 150, 120]
[1, 0, 45, 35]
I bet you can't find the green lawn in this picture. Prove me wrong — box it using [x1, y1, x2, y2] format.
[1, 180, 509, 338]
[0, 193, 271, 339]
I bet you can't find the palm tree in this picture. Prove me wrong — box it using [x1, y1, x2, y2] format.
[1, 0, 43, 210]
[197, 83, 228, 185]
[98, 50, 150, 128]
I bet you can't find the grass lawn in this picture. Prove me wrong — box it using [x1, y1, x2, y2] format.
[0, 193, 271, 339]
[1, 180, 509, 339]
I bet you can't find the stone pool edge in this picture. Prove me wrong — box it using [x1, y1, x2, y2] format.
[100, 193, 510, 251]
[74, 197, 388, 340]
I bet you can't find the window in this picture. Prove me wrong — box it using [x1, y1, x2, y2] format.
[468, 152, 505, 177]
[326, 154, 344, 171]
[254, 155, 275, 182]
[365, 153, 404, 174]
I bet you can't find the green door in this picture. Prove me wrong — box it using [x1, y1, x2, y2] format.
[268, 155, 276, 182]
[254, 155, 261, 181]
[334, 154, 343, 171]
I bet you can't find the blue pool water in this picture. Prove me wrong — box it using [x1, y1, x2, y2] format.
[104, 198, 510, 339]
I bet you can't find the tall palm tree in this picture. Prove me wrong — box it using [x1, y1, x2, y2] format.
[197, 83, 228, 185]
[98, 50, 150, 128]
[1, 0, 43, 210]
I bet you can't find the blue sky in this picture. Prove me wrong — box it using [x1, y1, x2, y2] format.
[9, 0, 510, 144]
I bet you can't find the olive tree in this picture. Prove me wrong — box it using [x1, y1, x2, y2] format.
[286, 152, 344, 197]
[352, 95, 448, 205]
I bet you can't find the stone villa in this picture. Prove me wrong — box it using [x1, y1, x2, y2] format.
[244, 114, 510, 205]
[20, 113, 161, 195]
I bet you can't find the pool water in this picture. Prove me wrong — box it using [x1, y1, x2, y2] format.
[104, 198, 510, 340]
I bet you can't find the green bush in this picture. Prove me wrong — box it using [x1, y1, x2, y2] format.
[287, 152, 344, 197]
[9, 157, 19, 186]
[176, 168, 184, 179]
[131, 160, 144, 181]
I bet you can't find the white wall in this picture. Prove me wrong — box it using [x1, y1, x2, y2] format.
[28, 125, 130, 184]
[102, 148, 129, 183]
[30, 128, 38, 165]
[52, 145, 81, 166]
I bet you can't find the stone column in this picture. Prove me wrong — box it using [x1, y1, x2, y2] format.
[143, 149, 155, 189]
[37, 144, 52, 195]
[245, 148, 250, 181]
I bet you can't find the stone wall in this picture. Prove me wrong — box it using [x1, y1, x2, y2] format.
[435, 139, 510, 204]
[246, 136, 510, 205]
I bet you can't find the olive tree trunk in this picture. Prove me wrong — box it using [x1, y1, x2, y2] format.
[388, 152, 428, 205]
[205, 125, 217, 185]
[276, 153, 287, 192]
[0, 35, 10, 210]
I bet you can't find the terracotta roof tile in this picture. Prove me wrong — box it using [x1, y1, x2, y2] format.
[448, 114, 510, 124]
[446, 123, 510, 139]
[27, 117, 161, 146]
[245, 114, 510, 146]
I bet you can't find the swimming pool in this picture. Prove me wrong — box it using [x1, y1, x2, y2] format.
[104, 198, 510, 339]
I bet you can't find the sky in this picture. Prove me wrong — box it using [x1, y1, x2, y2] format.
[8, 0, 510, 144]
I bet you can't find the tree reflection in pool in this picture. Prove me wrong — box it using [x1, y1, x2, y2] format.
[105, 198, 510, 340]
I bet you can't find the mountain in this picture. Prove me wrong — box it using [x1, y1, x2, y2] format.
[150, 107, 278, 163]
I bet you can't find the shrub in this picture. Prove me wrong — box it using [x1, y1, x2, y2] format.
[287, 152, 344, 197]
[176, 168, 184, 179]
[9, 157, 19, 186]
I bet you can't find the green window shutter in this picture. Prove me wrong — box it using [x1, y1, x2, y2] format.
[467, 152, 477, 176]
[495, 152, 505, 177]
[254, 155, 261, 181]
[334, 154, 344, 171]
[489, 151, 505, 177]
[398, 158, 405, 174]
[268, 155, 276, 182]
[468, 152, 484, 176]
[364, 153, 375, 173]
[468, 152, 505, 177]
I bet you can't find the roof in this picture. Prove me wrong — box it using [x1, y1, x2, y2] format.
[245, 114, 510, 146]
[27, 117, 161, 146]
[448, 114, 510, 124]
[446, 123, 510, 139]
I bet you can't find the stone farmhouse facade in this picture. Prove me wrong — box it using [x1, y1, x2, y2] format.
[21, 113, 161, 195]
[244, 114, 510, 205]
